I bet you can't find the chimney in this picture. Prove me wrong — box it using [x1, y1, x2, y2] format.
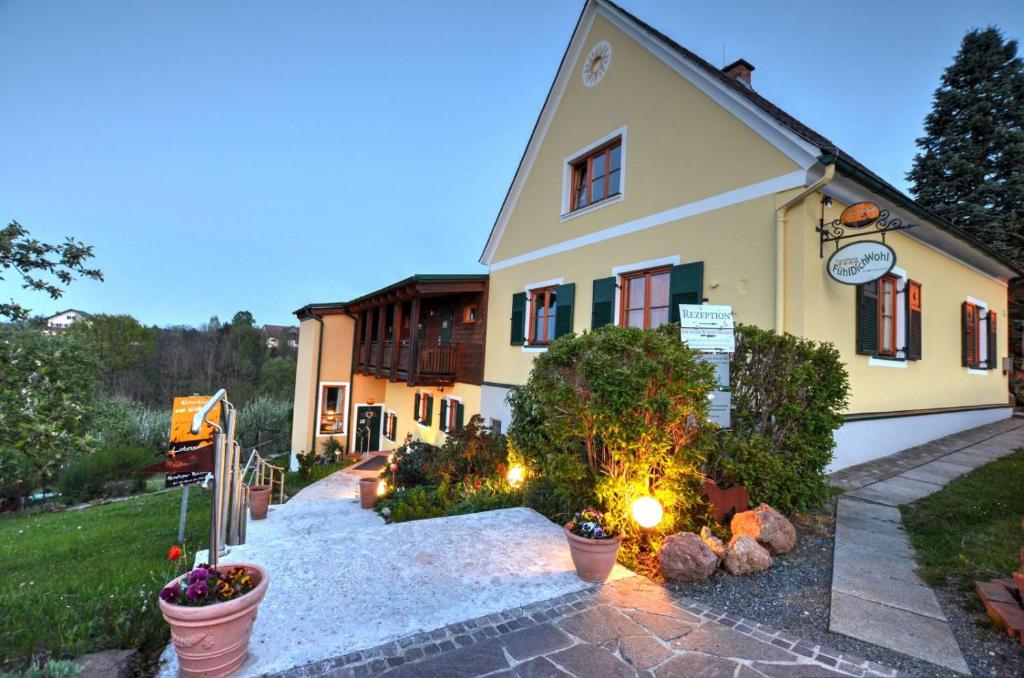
[722, 58, 755, 89]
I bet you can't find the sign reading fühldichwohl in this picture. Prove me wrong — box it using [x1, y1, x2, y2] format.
[826, 241, 896, 285]
[679, 304, 735, 353]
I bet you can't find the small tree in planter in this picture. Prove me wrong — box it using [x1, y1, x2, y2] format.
[158, 562, 270, 677]
[508, 325, 716, 570]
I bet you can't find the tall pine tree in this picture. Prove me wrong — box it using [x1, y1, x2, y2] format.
[907, 27, 1024, 263]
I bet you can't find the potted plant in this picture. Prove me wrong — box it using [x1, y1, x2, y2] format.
[563, 508, 623, 583]
[158, 562, 270, 678]
[248, 485, 272, 520]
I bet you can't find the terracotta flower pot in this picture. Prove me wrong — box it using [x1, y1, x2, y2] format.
[358, 477, 378, 509]
[563, 524, 623, 583]
[159, 563, 269, 678]
[248, 485, 272, 520]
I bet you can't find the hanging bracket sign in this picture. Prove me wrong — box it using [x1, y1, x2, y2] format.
[826, 240, 897, 285]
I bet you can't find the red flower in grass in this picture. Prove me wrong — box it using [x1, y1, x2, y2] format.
[167, 545, 183, 561]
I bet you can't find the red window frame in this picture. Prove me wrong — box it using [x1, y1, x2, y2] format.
[620, 267, 671, 330]
[416, 392, 430, 424]
[445, 398, 460, 432]
[877, 274, 899, 357]
[527, 286, 558, 345]
[570, 139, 622, 211]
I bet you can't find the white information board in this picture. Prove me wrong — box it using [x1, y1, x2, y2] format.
[679, 304, 735, 353]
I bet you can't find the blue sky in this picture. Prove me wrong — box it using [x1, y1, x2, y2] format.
[2, 0, 1022, 327]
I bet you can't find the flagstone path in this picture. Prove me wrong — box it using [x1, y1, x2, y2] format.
[828, 415, 1024, 674]
[273, 576, 897, 678]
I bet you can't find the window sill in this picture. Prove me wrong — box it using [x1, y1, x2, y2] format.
[521, 343, 550, 353]
[967, 368, 991, 375]
[868, 356, 907, 369]
[561, 193, 623, 223]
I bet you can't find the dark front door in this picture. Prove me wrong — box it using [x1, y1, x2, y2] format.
[355, 405, 382, 453]
[439, 309, 453, 346]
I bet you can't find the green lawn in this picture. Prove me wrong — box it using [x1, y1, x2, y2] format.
[902, 449, 1024, 589]
[0, 488, 212, 672]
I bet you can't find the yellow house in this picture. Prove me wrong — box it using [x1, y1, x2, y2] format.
[290, 275, 488, 470]
[476, 0, 1020, 471]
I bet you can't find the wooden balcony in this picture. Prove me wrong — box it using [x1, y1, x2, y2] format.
[356, 341, 458, 386]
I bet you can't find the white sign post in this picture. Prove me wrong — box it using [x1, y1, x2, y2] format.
[679, 304, 734, 428]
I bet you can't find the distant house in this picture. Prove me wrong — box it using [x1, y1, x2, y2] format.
[44, 309, 90, 334]
[263, 324, 299, 350]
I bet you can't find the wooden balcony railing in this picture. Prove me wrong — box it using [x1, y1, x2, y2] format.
[357, 341, 457, 383]
[418, 345, 457, 377]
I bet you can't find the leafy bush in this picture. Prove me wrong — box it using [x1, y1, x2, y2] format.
[56, 445, 154, 503]
[320, 437, 342, 464]
[91, 398, 170, 453]
[376, 478, 524, 524]
[507, 325, 716, 568]
[0, 326, 101, 510]
[713, 325, 849, 513]
[386, 442, 440, 488]
[295, 450, 318, 481]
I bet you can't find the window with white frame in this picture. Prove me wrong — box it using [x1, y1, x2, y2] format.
[439, 395, 463, 433]
[316, 382, 349, 436]
[562, 128, 626, 218]
[855, 269, 922, 363]
[962, 297, 997, 371]
[383, 410, 398, 442]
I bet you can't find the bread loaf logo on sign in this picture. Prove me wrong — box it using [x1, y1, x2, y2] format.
[840, 202, 881, 229]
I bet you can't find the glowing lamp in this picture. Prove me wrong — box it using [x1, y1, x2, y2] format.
[506, 465, 525, 487]
[631, 496, 663, 529]
[377, 480, 387, 496]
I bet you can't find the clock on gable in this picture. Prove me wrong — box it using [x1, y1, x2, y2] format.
[582, 40, 612, 87]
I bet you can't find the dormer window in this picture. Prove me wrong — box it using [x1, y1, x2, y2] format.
[571, 138, 622, 211]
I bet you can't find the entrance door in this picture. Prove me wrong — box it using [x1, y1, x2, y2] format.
[439, 309, 453, 346]
[354, 405, 382, 453]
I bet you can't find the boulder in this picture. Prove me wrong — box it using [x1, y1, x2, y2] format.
[699, 526, 725, 558]
[75, 649, 137, 678]
[730, 503, 797, 555]
[722, 535, 772, 575]
[659, 532, 719, 582]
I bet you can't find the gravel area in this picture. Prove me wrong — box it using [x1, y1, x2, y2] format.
[666, 503, 1024, 677]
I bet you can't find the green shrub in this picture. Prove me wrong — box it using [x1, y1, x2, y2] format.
[0, 658, 83, 678]
[377, 478, 524, 523]
[507, 325, 716, 568]
[714, 325, 849, 513]
[320, 437, 342, 464]
[295, 450, 318, 481]
[56, 445, 153, 503]
[386, 442, 440, 488]
[235, 396, 292, 452]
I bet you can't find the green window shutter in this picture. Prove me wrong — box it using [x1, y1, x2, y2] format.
[510, 293, 526, 345]
[856, 282, 879, 356]
[554, 283, 575, 338]
[987, 310, 998, 370]
[439, 398, 448, 431]
[669, 262, 704, 323]
[905, 280, 922, 361]
[591, 277, 616, 329]
[456, 402, 465, 431]
[425, 395, 434, 426]
[413, 393, 421, 423]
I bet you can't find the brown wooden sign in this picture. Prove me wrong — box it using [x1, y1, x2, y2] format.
[840, 201, 881, 229]
[140, 396, 220, 487]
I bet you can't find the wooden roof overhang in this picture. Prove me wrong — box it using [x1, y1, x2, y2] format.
[345, 276, 487, 313]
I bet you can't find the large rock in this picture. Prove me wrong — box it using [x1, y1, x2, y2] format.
[730, 503, 797, 555]
[659, 532, 719, 582]
[699, 526, 725, 558]
[75, 649, 137, 678]
[722, 535, 772, 575]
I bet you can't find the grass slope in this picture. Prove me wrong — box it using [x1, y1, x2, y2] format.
[0, 488, 212, 671]
[902, 449, 1024, 589]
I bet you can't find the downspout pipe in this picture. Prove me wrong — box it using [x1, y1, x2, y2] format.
[775, 162, 836, 333]
[302, 313, 324, 471]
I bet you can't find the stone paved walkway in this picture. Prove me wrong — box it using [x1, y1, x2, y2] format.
[275, 576, 896, 678]
[828, 416, 1024, 674]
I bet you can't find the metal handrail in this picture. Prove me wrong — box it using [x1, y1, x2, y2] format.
[190, 388, 227, 435]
